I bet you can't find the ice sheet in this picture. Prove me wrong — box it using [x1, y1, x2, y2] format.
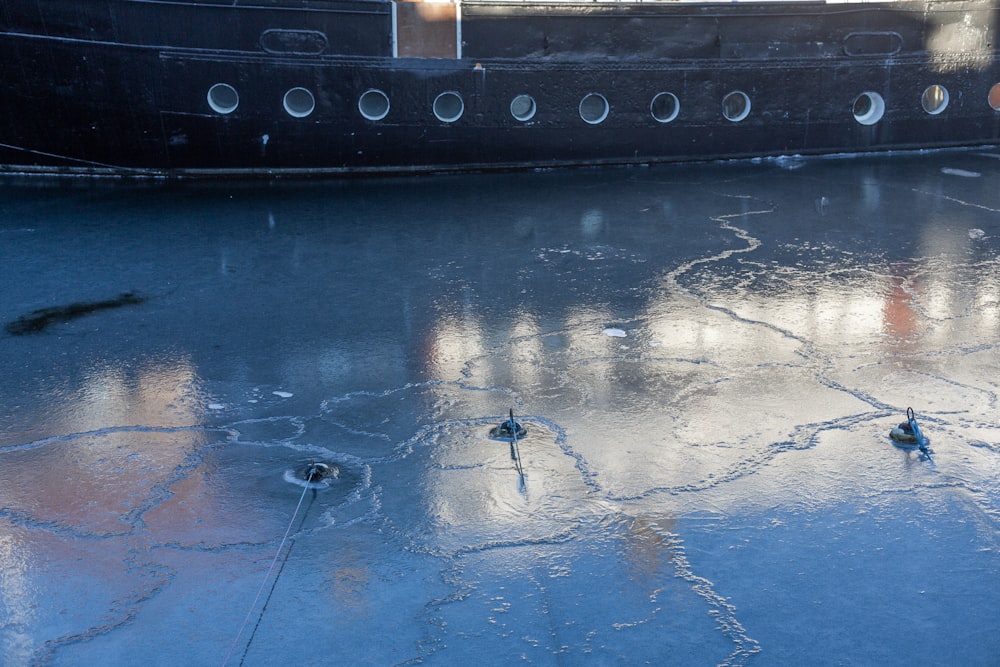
[2, 153, 999, 665]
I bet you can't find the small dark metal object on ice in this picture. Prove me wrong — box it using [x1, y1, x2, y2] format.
[889, 407, 930, 450]
[490, 409, 527, 489]
[490, 409, 527, 439]
[301, 461, 337, 482]
[5, 292, 146, 335]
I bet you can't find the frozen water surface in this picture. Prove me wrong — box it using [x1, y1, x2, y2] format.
[2, 151, 1000, 666]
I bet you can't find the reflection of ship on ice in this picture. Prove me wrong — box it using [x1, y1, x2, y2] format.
[2, 0, 1000, 177]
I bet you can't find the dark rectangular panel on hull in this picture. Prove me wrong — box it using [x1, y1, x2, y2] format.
[116, 1, 391, 55]
[460, 9, 722, 60]
[0, 0, 115, 40]
[0, 38, 172, 170]
[458, 0, 993, 61]
[0, 0, 393, 57]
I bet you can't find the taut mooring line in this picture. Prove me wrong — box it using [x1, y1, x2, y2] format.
[222, 471, 315, 666]
[506, 409, 526, 490]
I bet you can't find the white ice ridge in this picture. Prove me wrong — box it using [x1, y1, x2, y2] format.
[0, 424, 236, 453]
[662, 199, 771, 291]
[940, 167, 981, 178]
[910, 187, 1000, 213]
[649, 523, 762, 665]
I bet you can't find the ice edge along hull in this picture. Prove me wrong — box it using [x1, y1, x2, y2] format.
[1, 0, 1000, 177]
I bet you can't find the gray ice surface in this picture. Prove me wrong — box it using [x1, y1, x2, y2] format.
[2, 152, 1000, 666]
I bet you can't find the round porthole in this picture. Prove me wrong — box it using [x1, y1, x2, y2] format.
[579, 93, 609, 125]
[358, 89, 390, 121]
[433, 91, 464, 123]
[853, 91, 885, 125]
[283, 87, 315, 118]
[722, 91, 751, 122]
[988, 83, 1000, 111]
[207, 83, 239, 115]
[650, 92, 680, 123]
[510, 94, 537, 122]
[921, 85, 949, 115]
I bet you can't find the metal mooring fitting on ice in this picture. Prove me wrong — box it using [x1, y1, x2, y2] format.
[490, 408, 527, 439]
[300, 461, 337, 482]
[889, 407, 930, 451]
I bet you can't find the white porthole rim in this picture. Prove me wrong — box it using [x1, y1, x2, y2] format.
[650, 91, 681, 123]
[853, 91, 886, 125]
[207, 83, 239, 114]
[921, 84, 949, 115]
[359, 88, 391, 121]
[579, 93, 610, 125]
[722, 90, 751, 122]
[510, 94, 537, 122]
[433, 91, 465, 123]
[283, 87, 316, 118]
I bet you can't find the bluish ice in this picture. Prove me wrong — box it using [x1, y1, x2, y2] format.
[2, 152, 999, 665]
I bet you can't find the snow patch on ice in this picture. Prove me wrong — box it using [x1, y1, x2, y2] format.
[941, 167, 981, 178]
[774, 155, 806, 170]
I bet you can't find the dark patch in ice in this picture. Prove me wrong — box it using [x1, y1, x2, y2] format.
[5, 291, 146, 335]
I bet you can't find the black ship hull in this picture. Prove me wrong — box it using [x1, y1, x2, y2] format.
[2, 0, 1000, 177]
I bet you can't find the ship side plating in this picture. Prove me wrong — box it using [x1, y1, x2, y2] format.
[1, 0, 999, 175]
